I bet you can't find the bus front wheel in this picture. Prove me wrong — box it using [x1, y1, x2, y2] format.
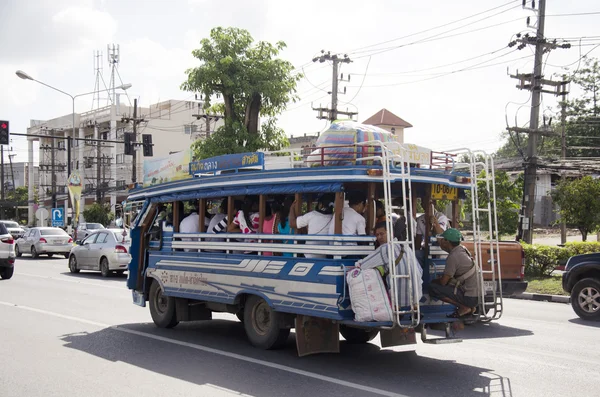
[149, 281, 179, 329]
[243, 296, 289, 350]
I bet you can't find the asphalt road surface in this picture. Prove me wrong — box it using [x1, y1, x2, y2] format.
[1, 257, 598, 397]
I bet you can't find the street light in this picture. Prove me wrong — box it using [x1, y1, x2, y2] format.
[15, 70, 131, 227]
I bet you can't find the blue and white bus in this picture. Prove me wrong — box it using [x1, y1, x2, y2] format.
[125, 139, 502, 356]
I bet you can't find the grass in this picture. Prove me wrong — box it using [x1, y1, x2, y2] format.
[525, 274, 568, 296]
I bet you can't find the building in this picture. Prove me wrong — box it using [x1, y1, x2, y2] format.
[288, 133, 319, 156]
[1, 161, 39, 191]
[27, 98, 223, 226]
[362, 108, 413, 142]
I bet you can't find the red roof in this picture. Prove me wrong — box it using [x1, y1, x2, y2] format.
[362, 108, 413, 128]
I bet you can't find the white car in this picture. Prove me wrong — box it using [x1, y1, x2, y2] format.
[76, 223, 105, 239]
[0, 223, 16, 279]
[68, 228, 131, 277]
[15, 227, 73, 258]
[0, 220, 26, 240]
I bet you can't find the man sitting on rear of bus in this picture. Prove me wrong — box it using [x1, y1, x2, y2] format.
[356, 222, 423, 308]
[429, 228, 478, 318]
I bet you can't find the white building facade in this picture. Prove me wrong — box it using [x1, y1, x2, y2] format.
[27, 99, 222, 226]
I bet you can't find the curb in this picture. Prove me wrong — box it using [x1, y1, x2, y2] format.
[510, 292, 570, 304]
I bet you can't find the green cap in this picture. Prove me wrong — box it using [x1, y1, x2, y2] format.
[437, 228, 462, 243]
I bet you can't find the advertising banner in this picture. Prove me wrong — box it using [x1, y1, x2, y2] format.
[143, 150, 192, 187]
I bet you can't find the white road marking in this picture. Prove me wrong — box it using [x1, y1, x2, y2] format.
[16, 272, 126, 291]
[0, 300, 406, 397]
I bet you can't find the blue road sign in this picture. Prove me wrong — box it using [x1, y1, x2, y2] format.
[51, 208, 64, 227]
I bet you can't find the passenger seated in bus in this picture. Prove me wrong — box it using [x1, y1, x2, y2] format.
[261, 200, 278, 256]
[180, 201, 200, 252]
[290, 193, 334, 259]
[429, 228, 478, 318]
[374, 199, 409, 244]
[276, 196, 294, 257]
[205, 200, 227, 252]
[415, 203, 449, 250]
[209, 200, 242, 234]
[328, 191, 367, 246]
[206, 200, 227, 234]
[228, 196, 260, 234]
[356, 222, 423, 308]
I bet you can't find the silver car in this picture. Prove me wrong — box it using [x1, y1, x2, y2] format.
[68, 228, 131, 277]
[0, 220, 26, 240]
[0, 223, 16, 279]
[15, 227, 73, 258]
[76, 222, 105, 239]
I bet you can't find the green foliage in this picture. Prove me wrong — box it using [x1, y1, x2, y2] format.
[521, 241, 600, 277]
[526, 274, 566, 296]
[465, 170, 523, 237]
[182, 27, 300, 159]
[6, 186, 29, 204]
[83, 203, 114, 227]
[551, 176, 600, 241]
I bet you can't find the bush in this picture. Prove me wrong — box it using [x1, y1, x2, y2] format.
[82, 203, 114, 227]
[521, 241, 600, 277]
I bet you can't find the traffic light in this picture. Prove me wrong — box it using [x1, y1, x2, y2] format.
[142, 134, 153, 157]
[124, 132, 134, 155]
[0, 120, 9, 145]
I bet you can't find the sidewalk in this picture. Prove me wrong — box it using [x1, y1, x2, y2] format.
[511, 292, 570, 304]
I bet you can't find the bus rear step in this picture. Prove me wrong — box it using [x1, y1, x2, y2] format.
[419, 323, 463, 344]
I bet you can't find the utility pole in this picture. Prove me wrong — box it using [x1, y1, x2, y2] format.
[508, 0, 570, 243]
[8, 153, 16, 220]
[51, 135, 57, 210]
[132, 99, 138, 184]
[559, 77, 569, 244]
[311, 51, 357, 121]
[122, 98, 146, 184]
[192, 96, 222, 139]
[96, 131, 102, 203]
[0, 145, 4, 219]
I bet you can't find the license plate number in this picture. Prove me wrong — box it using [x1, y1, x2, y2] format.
[484, 281, 495, 293]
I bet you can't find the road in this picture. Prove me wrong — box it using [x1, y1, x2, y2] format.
[1, 257, 598, 397]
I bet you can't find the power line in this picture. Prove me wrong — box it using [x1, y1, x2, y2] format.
[347, 0, 521, 54]
[546, 11, 600, 17]
[342, 56, 371, 105]
[348, 50, 527, 88]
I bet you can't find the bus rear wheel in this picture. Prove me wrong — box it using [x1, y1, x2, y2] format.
[149, 281, 179, 329]
[243, 296, 289, 350]
[340, 325, 379, 344]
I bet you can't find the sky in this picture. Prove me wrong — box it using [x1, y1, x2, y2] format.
[1, 0, 599, 165]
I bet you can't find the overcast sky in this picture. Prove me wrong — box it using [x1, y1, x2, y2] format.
[1, 0, 598, 165]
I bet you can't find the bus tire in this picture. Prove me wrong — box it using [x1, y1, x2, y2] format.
[340, 325, 379, 344]
[243, 295, 289, 349]
[149, 281, 179, 329]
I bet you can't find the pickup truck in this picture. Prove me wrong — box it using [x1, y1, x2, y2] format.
[562, 252, 600, 321]
[462, 240, 528, 297]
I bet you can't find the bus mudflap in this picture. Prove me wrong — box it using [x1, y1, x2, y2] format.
[132, 290, 145, 307]
[295, 315, 340, 357]
[380, 327, 417, 348]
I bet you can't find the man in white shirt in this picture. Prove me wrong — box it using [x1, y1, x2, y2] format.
[290, 193, 335, 259]
[179, 202, 200, 252]
[415, 204, 449, 250]
[328, 191, 367, 245]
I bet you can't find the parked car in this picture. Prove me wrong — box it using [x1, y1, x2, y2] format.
[76, 223, 105, 239]
[0, 220, 26, 240]
[0, 223, 16, 279]
[68, 228, 131, 277]
[562, 252, 600, 321]
[15, 227, 73, 258]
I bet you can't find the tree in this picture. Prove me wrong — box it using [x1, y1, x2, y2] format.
[464, 170, 523, 237]
[82, 203, 114, 227]
[551, 176, 600, 241]
[182, 27, 301, 159]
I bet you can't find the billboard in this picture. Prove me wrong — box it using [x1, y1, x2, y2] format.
[143, 150, 192, 187]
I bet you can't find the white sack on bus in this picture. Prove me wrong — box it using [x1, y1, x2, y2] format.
[347, 268, 393, 322]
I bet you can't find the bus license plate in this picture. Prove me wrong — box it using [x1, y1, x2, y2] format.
[484, 281, 495, 293]
[132, 290, 146, 307]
